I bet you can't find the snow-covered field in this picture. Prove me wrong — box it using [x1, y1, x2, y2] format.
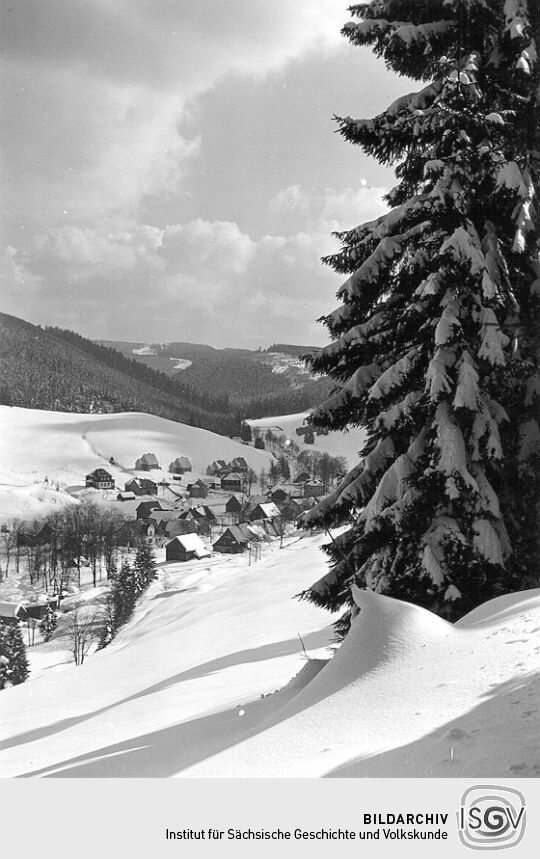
[169, 358, 192, 370]
[0, 407, 273, 521]
[248, 411, 367, 466]
[0, 528, 538, 779]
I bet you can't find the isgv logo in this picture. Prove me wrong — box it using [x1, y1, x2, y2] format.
[458, 785, 526, 850]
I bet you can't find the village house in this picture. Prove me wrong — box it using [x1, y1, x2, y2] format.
[201, 475, 221, 490]
[117, 490, 136, 502]
[125, 477, 158, 496]
[303, 479, 325, 498]
[165, 534, 211, 563]
[149, 511, 181, 532]
[212, 524, 251, 554]
[169, 456, 192, 474]
[221, 472, 243, 493]
[248, 502, 281, 523]
[136, 500, 167, 519]
[225, 495, 244, 518]
[293, 470, 311, 484]
[187, 479, 208, 499]
[85, 468, 115, 490]
[192, 505, 217, 523]
[135, 452, 159, 471]
[184, 506, 215, 537]
[25, 598, 59, 621]
[280, 498, 314, 523]
[140, 513, 195, 545]
[138, 519, 158, 542]
[268, 486, 290, 505]
[177, 509, 201, 532]
[162, 520, 198, 541]
[230, 456, 249, 473]
[207, 460, 229, 477]
[0, 601, 28, 624]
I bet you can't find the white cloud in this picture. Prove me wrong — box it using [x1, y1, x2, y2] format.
[1, 246, 43, 293]
[163, 220, 255, 276]
[10, 179, 389, 345]
[270, 183, 388, 231]
[1, 1, 399, 347]
[34, 221, 164, 281]
[1, 1, 345, 227]
[270, 185, 310, 214]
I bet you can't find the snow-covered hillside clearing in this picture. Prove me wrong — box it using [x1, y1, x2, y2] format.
[0, 527, 537, 779]
[0, 407, 273, 521]
[248, 411, 366, 467]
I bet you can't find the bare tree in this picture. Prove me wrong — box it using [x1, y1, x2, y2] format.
[243, 467, 257, 496]
[0, 522, 19, 579]
[67, 605, 96, 666]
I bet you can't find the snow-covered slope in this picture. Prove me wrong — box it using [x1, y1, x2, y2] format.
[0, 532, 334, 777]
[0, 407, 273, 520]
[248, 411, 367, 467]
[0, 528, 537, 779]
[187, 586, 540, 778]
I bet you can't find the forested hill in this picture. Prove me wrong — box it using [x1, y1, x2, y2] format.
[100, 339, 332, 418]
[0, 313, 244, 436]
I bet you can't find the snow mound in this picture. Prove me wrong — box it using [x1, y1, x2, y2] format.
[182, 587, 540, 778]
[278, 586, 455, 710]
[0, 481, 77, 521]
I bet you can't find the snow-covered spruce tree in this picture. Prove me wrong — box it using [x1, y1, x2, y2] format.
[0, 621, 30, 689]
[39, 605, 58, 642]
[133, 541, 157, 593]
[111, 558, 137, 629]
[302, 0, 540, 632]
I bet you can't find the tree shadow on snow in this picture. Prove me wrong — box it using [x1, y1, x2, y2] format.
[323, 671, 540, 778]
[17, 696, 277, 778]
[2, 626, 332, 762]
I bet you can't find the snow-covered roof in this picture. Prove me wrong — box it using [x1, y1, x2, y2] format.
[222, 471, 242, 481]
[0, 601, 27, 619]
[218, 525, 250, 545]
[170, 456, 191, 468]
[136, 452, 159, 466]
[255, 502, 280, 518]
[126, 477, 157, 487]
[167, 534, 210, 557]
[231, 456, 248, 468]
[87, 468, 113, 479]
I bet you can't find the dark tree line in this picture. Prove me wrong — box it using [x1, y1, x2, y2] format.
[0, 313, 245, 437]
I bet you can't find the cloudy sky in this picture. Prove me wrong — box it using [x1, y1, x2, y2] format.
[1, 0, 409, 348]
